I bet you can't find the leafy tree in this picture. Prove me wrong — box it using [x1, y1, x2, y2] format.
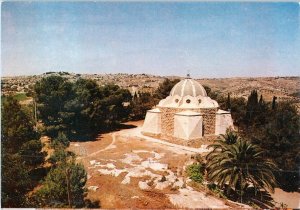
[2, 96, 39, 152]
[50, 132, 70, 149]
[48, 149, 76, 166]
[19, 139, 45, 168]
[253, 102, 300, 191]
[97, 84, 132, 128]
[229, 97, 247, 129]
[1, 152, 31, 207]
[67, 78, 102, 134]
[35, 76, 132, 138]
[34, 157, 87, 207]
[130, 92, 156, 120]
[1, 97, 45, 207]
[206, 138, 277, 204]
[34, 76, 74, 137]
[154, 78, 180, 100]
[203, 85, 219, 100]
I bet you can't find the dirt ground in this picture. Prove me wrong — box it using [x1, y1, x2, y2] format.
[68, 121, 234, 208]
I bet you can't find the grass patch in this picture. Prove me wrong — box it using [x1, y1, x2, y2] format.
[13, 93, 29, 101]
[2, 93, 29, 104]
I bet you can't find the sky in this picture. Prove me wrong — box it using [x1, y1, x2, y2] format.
[1, 2, 300, 78]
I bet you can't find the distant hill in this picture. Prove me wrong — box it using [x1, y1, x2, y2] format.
[2, 72, 299, 109]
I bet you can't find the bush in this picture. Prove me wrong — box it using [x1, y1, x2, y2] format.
[186, 163, 204, 183]
[207, 183, 227, 198]
[50, 132, 70, 149]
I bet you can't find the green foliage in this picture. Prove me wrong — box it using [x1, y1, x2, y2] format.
[130, 78, 179, 120]
[227, 97, 247, 127]
[19, 139, 45, 168]
[186, 163, 205, 183]
[245, 90, 259, 124]
[207, 183, 227, 199]
[34, 159, 87, 207]
[1, 93, 29, 104]
[34, 76, 74, 137]
[34, 76, 132, 138]
[2, 96, 39, 152]
[1, 97, 46, 207]
[50, 132, 70, 149]
[1, 152, 31, 207]
[130, 92, 156, 120]
[154, 78, 180, 100]
[48, 149, 76, 165]
[206, 138, 277, 203]
[226, 93, 231, 110]
[97, 83, 132, 127]
[251, 102, 300, 191]
[14, 92, 29, 101]
[209, 88, 300, 192]
[219, 129, 239, 145]
[272, 96, 277, 110]
[203, 85, 220, 100]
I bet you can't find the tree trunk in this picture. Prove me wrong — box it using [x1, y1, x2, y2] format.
[65, 168, 72, 207]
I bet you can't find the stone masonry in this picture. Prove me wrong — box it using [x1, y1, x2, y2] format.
[158, 106, 217, 138]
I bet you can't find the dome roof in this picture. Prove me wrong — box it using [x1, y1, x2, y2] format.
[170, 78, 207, 97]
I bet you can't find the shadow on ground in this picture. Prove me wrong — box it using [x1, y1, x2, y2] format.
[70, 122, 137, 142]
[225, 186, 274, 208]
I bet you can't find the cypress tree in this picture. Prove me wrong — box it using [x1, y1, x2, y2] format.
[245, 90, 258, 123]
[226, 93, 231, 111]
[272, 96, 277, 110]
[259, 95, 263, 105]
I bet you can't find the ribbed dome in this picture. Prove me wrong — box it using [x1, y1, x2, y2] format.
[170, 78, 207, 97]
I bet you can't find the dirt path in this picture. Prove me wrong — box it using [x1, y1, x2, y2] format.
[82, 133, 117, 158]
[120, 127, 211, 154]
[69, 123, 234, 208]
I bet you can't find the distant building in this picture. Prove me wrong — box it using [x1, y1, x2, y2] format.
[142, 76, 233, 141]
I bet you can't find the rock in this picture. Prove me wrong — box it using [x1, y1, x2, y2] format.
[88, 186, 99, 191]
[131, 196, 139, 199]
[106, 163, 116, 169]
[89, 160, 96, 165]
[173, 177, 184, 188]
[138, 181, 150, 190]
[155, 181, 170, 190]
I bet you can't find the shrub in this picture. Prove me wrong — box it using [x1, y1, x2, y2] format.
[186, 163, 204, 183]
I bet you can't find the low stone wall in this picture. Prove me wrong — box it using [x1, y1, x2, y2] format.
[145, 133, 218, 148]
[141, 131, 161, 139]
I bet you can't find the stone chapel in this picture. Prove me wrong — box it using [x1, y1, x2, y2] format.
[142, 76, 233, 141]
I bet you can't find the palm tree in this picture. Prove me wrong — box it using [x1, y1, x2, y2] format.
[206, 137, 277, 203]
[219, 129, 239, 145]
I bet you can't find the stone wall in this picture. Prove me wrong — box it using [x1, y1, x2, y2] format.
[160, 107, 177, 138]
[199, 108, 218, 135]
[159, 106, 218, 137]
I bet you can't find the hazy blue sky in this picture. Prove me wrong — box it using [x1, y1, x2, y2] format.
[2, 2, 300, 77]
